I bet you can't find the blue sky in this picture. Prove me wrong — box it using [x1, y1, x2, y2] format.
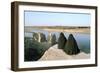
[24, 11, 91, 26]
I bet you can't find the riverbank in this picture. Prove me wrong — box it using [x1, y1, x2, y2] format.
[39, 44, 90, 61]
[43, 28, 90, 34]
[25, 27, 90, 34]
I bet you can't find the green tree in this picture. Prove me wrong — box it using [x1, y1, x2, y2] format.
[58, 32, 67, 49]
[64, 34, 80, 55]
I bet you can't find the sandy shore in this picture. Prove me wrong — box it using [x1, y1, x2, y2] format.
[39, 44, 90, 61]
[25, 27, 90, 34]
[43, 28, 90, 34]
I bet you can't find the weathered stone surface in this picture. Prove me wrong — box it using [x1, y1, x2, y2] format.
[51, 34, 57, 46]
[24, 37, 50, 61]
[58, 32, 67, 49]
[33, 32, 39, 41]
[33, 32, 46, 42]
[40, 33, 47, 42]
[64, 34, 80, 55]
[47, 33, 52, 43]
